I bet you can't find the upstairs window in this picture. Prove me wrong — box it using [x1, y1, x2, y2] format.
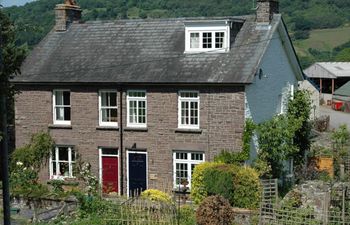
[185, 22, 230, 53]
[215, 32, 225, 48]
[190, 33, 200, 48]
[53, 90, 71, 125]
[127, 90, 147, 128]
[202, 32, 212, 48]
[178, 91, 200, 129]
[99, 90, 118, 127]
[188, 31, 227, 52]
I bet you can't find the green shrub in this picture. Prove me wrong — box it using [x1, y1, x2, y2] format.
[178, 205, 196, 225]
[141, 189, 173, 204]
[202, 164, 237, 204]
[11, 132, 54, 172]
[191, 162, 224, 204]
[192, 162, 261, 209]
[196, 195, 234, 225]
[232, 167, 261, 209]
[75, 193, 116, 217]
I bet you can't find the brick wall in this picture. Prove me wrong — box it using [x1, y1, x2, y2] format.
[15, 85, 245, 193]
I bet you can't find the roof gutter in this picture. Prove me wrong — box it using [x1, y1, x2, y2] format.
[11, 81, 251, 87]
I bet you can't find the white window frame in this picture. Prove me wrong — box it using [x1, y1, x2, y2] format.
[279, 83, 295, 115]
[178, 91, 200, 129]
[98, 148, 120, 194]
[49, 146, 75, 179]
[185, 25, 230, 53]
[173, 151, 205, 189]
[127, 90, 147, 128]
[53, 89, 71, 125]
[99, 90, 118, 127]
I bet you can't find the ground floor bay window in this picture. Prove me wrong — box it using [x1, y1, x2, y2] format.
[50, 146, 75, 179]
[173, 151, 204, 189]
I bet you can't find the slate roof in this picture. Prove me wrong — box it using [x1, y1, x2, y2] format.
[304, 62, 350, 79]
[13, 15, 282, 84]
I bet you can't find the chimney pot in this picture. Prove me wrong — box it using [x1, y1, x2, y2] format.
[256, 0, 279, 24]
[55, 1, 82, 32]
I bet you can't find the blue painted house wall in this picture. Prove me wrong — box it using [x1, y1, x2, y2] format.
[245, 29, 299, 163]
[245, 30, 298, 124]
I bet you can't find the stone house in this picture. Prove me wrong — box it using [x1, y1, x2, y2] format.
[13, 0, 303, 195]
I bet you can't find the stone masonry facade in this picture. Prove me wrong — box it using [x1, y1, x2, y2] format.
[15, 85, 245, 194]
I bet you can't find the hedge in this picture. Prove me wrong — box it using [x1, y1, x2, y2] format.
[202, 164, 237, 204]
[191, 162, 261, 209]
[191, 162, 225, 204]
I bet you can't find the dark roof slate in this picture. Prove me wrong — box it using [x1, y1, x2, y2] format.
[14, 15, 281, 84]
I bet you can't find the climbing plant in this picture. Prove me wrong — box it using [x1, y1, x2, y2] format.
[287, 90, 312, 166]
[11, 132, 54, 172]
[253, 90, 312, 178]
[214, 119, 255, 164]
[255, 114, 301, 178]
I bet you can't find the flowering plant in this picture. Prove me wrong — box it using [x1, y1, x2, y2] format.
[80, 163, 98, 195]
[11, 161, 48, 198]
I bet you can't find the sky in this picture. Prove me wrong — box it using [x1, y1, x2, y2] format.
[1, 0, 35, 7]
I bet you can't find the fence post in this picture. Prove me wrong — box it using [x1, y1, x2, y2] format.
[323, 192, 329, 225]
[342, 186, 345, 225]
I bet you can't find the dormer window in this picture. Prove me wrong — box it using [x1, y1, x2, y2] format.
[190, 33, 200, 48]
[185, 21, 230, 53]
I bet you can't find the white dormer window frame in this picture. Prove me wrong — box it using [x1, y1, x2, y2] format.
[185, 25, 230, 53]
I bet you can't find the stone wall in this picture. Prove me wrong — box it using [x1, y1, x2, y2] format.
[15, 85, 245, 193]
[232, 208, 259, 225]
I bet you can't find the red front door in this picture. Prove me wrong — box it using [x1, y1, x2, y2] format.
[102, 156, 119, 193]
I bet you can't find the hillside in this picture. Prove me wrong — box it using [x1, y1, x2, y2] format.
[3, 0, 350, 67]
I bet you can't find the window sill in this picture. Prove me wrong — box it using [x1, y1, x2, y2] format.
[96, 126, 119, 131]
[184, 49, 229, 54]
[48, 124, 72, 129]
[124, 127, 148, 132]
[175, 128, 202, 134]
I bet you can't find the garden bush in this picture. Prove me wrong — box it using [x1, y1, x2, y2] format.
[191, 162, 224, 204]
[178, 205, 196, 225]
[196, 195, 234, 225]
[232, 167, 261, 209]
[192, 162, 261, 209]
[202, 164, 237, 204]
[11, 132, 54, 171]
[141, 189, 173, 204]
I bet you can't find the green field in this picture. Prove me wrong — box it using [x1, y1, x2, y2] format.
[294, 26, 350, 57]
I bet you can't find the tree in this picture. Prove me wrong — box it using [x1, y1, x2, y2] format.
[0, 8, 27, 225]
[0, 10, 27, 94]
[0, 9, 27, 126]
[335, 48, 350, 62]
[287, 90, 312, 167]
[254, 90, 312, 179]
[255, 115, 301, 178]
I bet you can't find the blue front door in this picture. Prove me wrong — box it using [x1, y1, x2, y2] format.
[128, 152, 147, 196]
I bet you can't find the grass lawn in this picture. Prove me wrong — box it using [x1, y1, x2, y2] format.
[294, 26, 350, 56]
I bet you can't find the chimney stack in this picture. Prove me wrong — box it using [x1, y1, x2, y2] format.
[256, 0, 279, 24]
[55, 0, 82, 31]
